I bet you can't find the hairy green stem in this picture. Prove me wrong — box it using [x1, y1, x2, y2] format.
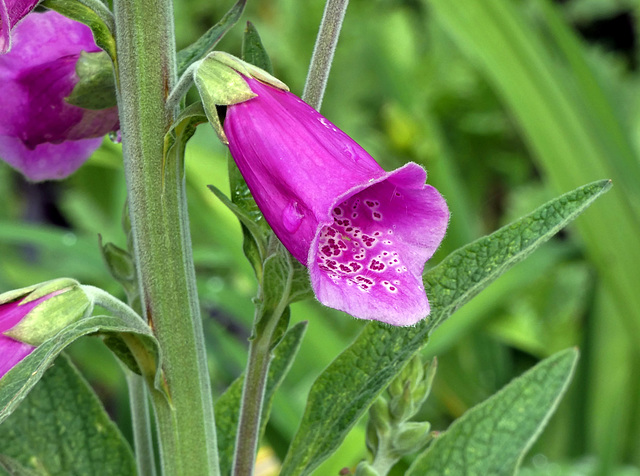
[112, 0, 218, 474]
[126, 372, 158, 476]
[302, 0, 349, 110]
[232, 305, 285, 476]
[233, 244, 293, 475]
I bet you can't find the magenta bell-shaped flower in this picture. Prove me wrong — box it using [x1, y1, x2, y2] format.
[224, 77, 449, 326]
[0, 0, 39, 53]
[0, 11, 119, 181]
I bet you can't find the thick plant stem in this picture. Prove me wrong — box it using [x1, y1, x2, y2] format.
[113, 0, 218, 475]
[303, 0, 349, 110]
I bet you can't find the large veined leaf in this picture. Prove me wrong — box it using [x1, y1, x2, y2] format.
[406, 348, 578, 475]
[0, 355, 135, 476]
[280, 180, 610, 475]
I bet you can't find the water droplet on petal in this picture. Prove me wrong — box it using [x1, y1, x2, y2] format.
[282, 201, 304, 233]
[109, 130, 122, 143]
[343, 143, 359, 162]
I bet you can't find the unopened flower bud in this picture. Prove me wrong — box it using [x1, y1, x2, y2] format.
[0, 279, 93, 378]
[101, 242, 136, 283]
[369, 396, 392, 437]
[391, 421, 432, 454]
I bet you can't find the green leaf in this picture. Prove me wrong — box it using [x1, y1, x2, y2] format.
[279, 180, 611, 476]
[0, 455, 39, 476]
[226, 157, 271, 276]
[215, 321, 307, 476]
[0, 355, 135, 476]
[406, 348, 579, 475]
[261, 240, 293, 313]
[242, 21, 273, 75]
[288, 258, 313, 304]
[66, 51, 117, 110]
[0, 315, 159, 424]
[257, 239, 309, 344]
[42, 0, 116, 62]
[176, 0, 247, 77]
[207, 181, 269, 276]
[164, 101, 208, 163]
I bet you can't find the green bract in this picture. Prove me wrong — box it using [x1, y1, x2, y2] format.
[66, 51, 117, 110]
[193, 51, 288, 143]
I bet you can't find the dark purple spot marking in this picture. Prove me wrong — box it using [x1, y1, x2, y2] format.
[316, 192, 406, 293]
[369, 259, 385, 271]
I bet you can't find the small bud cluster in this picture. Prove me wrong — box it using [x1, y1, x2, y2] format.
[354, 356, 437, 476]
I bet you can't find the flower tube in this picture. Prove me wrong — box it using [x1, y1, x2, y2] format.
[0, 11, 119, 181]
[196, 54, 450, 326]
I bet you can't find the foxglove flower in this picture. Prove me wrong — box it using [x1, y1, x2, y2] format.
[217, 70, 449, 326]
[0, 0, 39, 53]
[0, 279, 92, 379]
[0, 11, 119, 181]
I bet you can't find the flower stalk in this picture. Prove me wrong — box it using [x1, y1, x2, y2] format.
[232, 300, 288, 476]
[112, 0, 218, 474]
[303, 0, 349, 109]
[126, 371, 158, 476]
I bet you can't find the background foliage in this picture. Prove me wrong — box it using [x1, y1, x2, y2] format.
[1, 0, 639, 474]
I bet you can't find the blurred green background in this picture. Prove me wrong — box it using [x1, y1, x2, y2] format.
[2, 0, 640, 474]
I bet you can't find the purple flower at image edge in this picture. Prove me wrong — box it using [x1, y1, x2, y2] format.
[224, 77, 450, 326]
[0, 291, 61, 379]
[0, 10, 119, 181]
[0, 0, 39, 53]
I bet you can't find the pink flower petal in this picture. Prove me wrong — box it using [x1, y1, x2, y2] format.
[0, 335, 34, 379]
[0, 135, 104, 181]
[0, 0, 40, 53]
